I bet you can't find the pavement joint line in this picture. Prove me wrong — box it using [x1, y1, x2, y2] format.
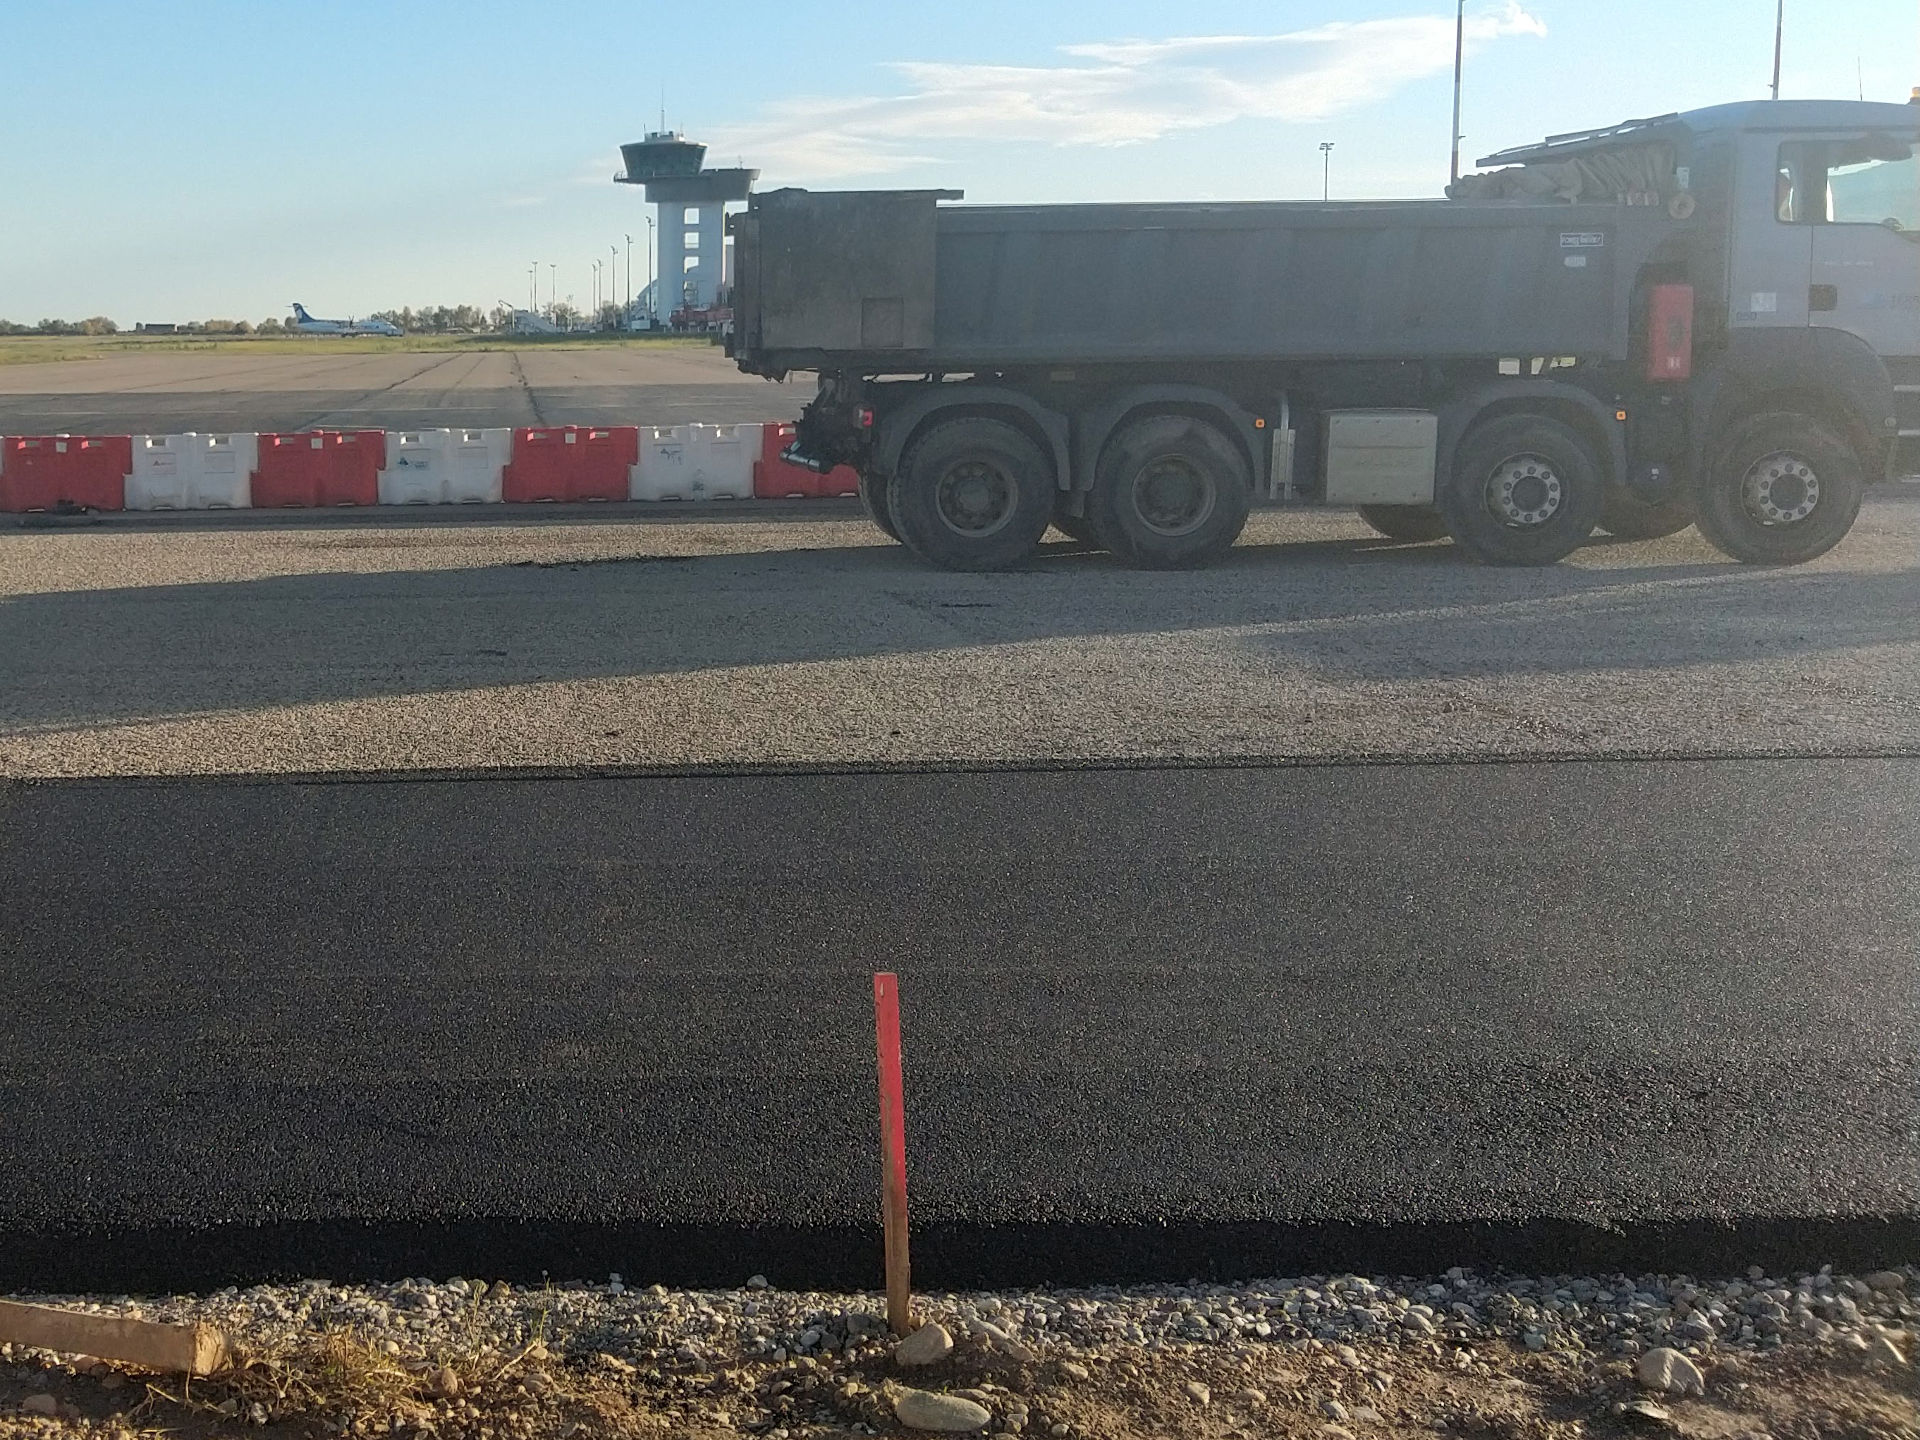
[289, 352, 468, 432]
[5, 746, 1917, 790]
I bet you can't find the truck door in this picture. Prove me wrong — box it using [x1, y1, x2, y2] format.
[1795, 133, 1920, 358]
[1728, 137, 1813, 330]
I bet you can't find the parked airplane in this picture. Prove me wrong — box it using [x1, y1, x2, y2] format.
[290, 303, 403, 337]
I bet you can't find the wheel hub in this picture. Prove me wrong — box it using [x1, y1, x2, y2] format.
[1486, 454, 1564, 528]
[1131, 456, 1215, 537]
[1741, 452, 1820, 525]
[936, 460, 1016, 537]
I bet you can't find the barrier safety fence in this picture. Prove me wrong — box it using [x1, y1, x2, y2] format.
[0, 422, 878, 514]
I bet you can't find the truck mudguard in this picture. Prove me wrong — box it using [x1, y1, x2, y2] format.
[1068, 386, 1269, 496]
[1437, 380, 1629, 493]
[1689, 328, 1895, 471]
[875, 384, 1072, 489]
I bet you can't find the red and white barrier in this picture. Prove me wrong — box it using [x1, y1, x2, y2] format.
[754, 422, 860, 499]
[632, 423, 758, 501]
[0, 422, 860, 514]
[253, 430, 385, 507]
[0, 435, 131, 512]
[502, 426, 638, 503]
[128, 434, 255, 510]
[380, 428, 512, 505]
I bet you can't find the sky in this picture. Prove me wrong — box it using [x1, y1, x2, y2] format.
[1, 0, 1915, 323]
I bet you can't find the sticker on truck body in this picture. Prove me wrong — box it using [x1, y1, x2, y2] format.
[1560, 232, 1607, 249]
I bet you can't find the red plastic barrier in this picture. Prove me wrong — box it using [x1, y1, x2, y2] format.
[752, 422, 860, 499]
[252, 430, 385, 507]
[0, 435, 131, 512]
[503, 426, 638, 502]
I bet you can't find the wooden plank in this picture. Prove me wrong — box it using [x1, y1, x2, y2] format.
[873, 971, 914, 1338]
[0, 1300, 228, 1376]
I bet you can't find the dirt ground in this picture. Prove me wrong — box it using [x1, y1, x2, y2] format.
[2, 1321, 1912, 1440]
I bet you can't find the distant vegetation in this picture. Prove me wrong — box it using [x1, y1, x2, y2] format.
[367, 304, 504, 333]
[0, 316, 275, 336]
[0, 317, 123, 336]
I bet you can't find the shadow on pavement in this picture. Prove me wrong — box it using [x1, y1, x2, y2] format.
[1, 530, 1915, 733]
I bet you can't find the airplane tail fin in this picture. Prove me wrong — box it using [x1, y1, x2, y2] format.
[291, 303, 311, 321]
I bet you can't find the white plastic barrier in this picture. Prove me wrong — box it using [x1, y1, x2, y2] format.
[631, 422, 759, 501]
[379, 428, 509, 504]
[126, 434, 256, 510]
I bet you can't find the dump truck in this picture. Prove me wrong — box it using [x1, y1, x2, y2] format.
[727, 99, 1920, 571]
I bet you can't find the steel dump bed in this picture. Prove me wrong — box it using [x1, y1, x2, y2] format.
[729, 189, 1681, 377]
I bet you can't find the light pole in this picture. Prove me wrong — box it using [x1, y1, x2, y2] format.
[528, 263, 537, 315]
[1320, 141, 1335, 202]
[592, 259, 601, 318]
[1449, 0, 1465, 189]
[548, 263, 557, 318]
[1770, 0, 1783, 99]
[611, 244, 620, 321]
[624, 234, 633, 311]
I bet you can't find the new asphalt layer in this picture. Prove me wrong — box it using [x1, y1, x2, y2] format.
[1, 758, 1916, 1292]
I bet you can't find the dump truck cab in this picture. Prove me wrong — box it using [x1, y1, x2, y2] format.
[1477, 100, 1920, 474]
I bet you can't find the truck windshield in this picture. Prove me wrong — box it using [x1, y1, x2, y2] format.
[1781, 134, 1920, 232]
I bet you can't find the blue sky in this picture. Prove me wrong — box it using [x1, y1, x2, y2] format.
[1, 1, 1911, 323]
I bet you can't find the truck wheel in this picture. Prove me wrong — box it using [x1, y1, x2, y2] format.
[1438, 414, 1603, 566]
[1088, 415, 1251, 568]
[858, 469, 900, 542]
[1600, 486, 1693, 541]
[1691, 413, 1864, 565]
[888, 417, 1055, 571]
[1357, 505, 1450, 543]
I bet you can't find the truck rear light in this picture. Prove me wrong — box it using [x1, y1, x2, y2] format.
[857, 407, 876, 428]
[1645, 284, 1694, 383]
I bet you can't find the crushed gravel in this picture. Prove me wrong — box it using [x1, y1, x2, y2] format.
[4, 496, 1918, 778]
[2, 1265, 1912, 1437]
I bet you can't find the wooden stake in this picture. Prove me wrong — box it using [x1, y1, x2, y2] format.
[873, 971, 913, 1337]
[0, 1300, 228, 1376]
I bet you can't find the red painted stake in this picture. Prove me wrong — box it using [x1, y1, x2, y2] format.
[873, 972, 913, 1336]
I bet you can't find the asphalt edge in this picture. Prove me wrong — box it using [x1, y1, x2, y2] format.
[4, 747, 1918, 791]
[5, 1215, 1917, 1296]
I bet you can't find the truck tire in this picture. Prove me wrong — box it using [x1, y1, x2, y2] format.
[1087, 414, 1251, 568]
[888, 417, 1055, 571]
[1600, 486, 1693, 541]
[858, 468, 900, 542]
[1357, 504, 1450, 543]
[1438, 414, 1604, 566]
[1691, 413, 1864, 565]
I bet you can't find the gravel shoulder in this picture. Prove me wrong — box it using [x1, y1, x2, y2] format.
[3, 1266, 1913, 1438]
[3, 495, 1918, 779]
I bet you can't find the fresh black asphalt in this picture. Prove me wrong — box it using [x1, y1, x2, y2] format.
[1, 759, 1915, 1292]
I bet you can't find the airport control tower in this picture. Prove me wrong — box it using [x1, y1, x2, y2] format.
[616, 132, 756, 320]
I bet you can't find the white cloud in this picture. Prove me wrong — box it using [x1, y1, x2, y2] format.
[711, 4, 1545, 182]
